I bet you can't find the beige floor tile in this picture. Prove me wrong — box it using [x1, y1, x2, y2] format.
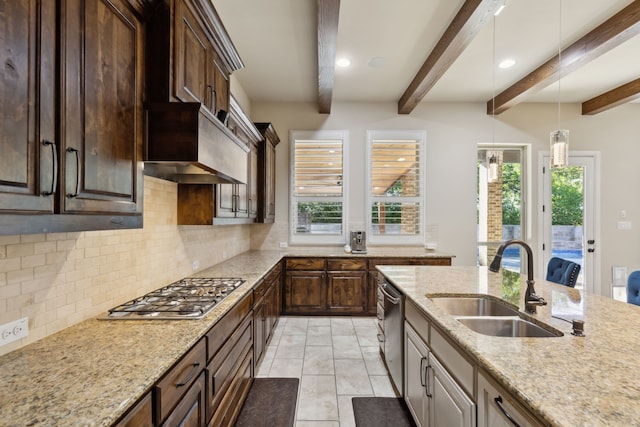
[332, 335, 362, 359]
[275, 334, 307, 359]
[303, 345, 335, 375]
[355, 326, 379, 347]
[269, 357, 303, 378]
[296, 421, 340, 427]
[361, 346, 387, 375]
[369, 375, 399, 397]
[334, 359, 373, 395]
[297, 375, 339, 421]
[308, 316, 332, 327]
[336, 394, 366, 427]
[331, 318, 356, 336]
[283, 317, 310, 335]
[307, 325, 332, 346]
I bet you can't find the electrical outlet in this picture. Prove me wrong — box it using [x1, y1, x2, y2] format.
[617, 221, 632, 230]
[279, 242, 288, 248]
[0, 317, 28, 347]
[192, 260, 200, 271]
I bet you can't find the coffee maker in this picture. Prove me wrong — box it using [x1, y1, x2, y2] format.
[350, 231, 367, 254]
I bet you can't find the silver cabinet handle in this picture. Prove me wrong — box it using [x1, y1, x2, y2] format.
[41, 140, 57, 196]
[66, 147, 80, 198]
[494, 396, 521, 427]
[378, 285, 400, 305]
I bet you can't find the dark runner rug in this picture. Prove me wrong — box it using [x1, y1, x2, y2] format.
[352, 397, 416, 427]
[235, 377, 299, 427]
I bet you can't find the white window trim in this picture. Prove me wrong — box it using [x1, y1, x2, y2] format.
[366, 130, 426, 246]
[289, 130, 349, 245]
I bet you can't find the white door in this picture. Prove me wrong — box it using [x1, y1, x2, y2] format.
[540, 153, 600, 293]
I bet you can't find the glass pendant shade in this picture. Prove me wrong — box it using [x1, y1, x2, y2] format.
[488, 154, 499, 183]
[550, 130, 569, 168]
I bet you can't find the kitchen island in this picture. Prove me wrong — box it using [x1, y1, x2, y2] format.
[378, 265, 640, 426]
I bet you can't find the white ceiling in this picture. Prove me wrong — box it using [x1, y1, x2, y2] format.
[212, 0, 639, 107]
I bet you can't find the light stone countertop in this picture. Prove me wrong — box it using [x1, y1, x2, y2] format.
[0, 248, 453, 427]
[378, 265, 640, 427]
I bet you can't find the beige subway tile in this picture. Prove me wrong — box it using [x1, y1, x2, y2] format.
[21, 234, 46, 243]
[45, 251, 67, 265]
[46, 233, 68, 241]
[21, 278, 52, 295]
[0, 257, 21, 273]
[0, 283, 21, 300]
[7, 268, 34, 284]
[56, 240, 76, 251]
[0, 236, 21, 245]
[21, 254, 46, 269]
[7, 243, 35, 258]
[45, 318, 69, 336]
[34, 241, 57, 254]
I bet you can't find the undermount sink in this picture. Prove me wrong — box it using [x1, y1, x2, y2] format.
[429, 295, 563, 338]
[456, 316, 563, 338]
[430, 296, 520, 317]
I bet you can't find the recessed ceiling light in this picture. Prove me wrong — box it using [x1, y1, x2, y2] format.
[336, 58, 351, 68]
[499, 59, 516, 69]
[397, 157, 406, 162]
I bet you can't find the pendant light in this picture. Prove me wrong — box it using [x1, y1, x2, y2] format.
[550, 0, 569, 168]
[488, 152, 499, 183]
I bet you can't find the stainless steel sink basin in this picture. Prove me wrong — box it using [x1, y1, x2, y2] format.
[456, 317, 563, 338]
[430, 296, 519, 317]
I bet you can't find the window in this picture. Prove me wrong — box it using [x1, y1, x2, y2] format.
[290, 130, 348, 244]
[366, 131, 425, 245]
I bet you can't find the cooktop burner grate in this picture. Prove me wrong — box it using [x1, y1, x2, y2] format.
[103, 277, 245, 319]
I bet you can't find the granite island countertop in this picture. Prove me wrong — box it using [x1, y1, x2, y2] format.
[0, 248, 453, 426]
[378, 265, 640, 427]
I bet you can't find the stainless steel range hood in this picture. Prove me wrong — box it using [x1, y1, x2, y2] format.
[145, 102, 249, 184]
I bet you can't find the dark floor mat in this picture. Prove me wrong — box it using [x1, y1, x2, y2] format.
[235, 377, 299, 427]
[352, 397, 416, 427]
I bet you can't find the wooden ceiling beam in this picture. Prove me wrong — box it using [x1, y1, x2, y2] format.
[317, 0, 340, 114]
[487, 0, 640, 115]
[398, 0, 506, 115]
[582, 78, 640, 115]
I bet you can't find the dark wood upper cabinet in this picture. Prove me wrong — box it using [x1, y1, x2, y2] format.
[255, 123, 280, 224]
[60, 0, 144, 215]
[0, 0, 145, 235]
[0, 0, 56, 214]
[146, 0, 240, 116]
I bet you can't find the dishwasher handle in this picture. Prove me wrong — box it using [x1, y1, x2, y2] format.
[378, 282, 401, 305]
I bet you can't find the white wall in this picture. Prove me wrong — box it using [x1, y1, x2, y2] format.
[249, 100, 640, 296]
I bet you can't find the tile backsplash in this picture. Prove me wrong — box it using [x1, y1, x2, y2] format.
[0, 176, 250, 355]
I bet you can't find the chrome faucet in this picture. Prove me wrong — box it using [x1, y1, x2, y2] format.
[488, 239, 547, 313]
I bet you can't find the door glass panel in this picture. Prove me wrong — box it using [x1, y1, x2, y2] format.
[550, 166, 584, 288]
[477, 148, 524, 273]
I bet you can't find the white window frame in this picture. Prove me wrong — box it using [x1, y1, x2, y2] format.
[366, 130, 426, 246]
[289, 130, 349, 245]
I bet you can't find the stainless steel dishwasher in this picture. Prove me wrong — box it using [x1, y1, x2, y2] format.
[377, 273, 404, 395]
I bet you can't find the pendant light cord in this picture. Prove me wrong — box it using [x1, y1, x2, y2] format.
[557, 0, 562, 130]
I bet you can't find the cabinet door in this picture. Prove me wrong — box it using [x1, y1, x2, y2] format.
[216, 184, 236, 217]
[327, 271, 367, 313]
[114, 393, 153, 427]
[284, 271, 326, 314]
[405, 323, 429, 427]
[0, 0, 55, 213]
[248, 141, 259, 218]
[264, 140, 276, 221]
[477, 372, 541, 427]
[173, 0, 214, 111]
[161, 372, 206, 427]
[430, 354, 475, 427]
[60, 0, 143, 214]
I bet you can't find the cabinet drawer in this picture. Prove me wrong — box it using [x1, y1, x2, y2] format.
[368, 257, 452, 269]
[405, 299, 429, 344]
[206, 313, 253, 421]
[114, 392, 152, 427]
[327, 258, 366, 271]
[207, 291, 252, 360]
[285, 258, 325, 270]
[155, 338, 206, 423]
[253, 278, 267, 299]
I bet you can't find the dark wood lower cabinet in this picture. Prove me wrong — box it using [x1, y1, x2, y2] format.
[285, 256, 453, 315]
[327, 271, 367, 314]
[113, 393, 153, 427]
[161, 372, 206, 427]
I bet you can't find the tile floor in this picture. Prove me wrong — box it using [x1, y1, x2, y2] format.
[255, 316, 400, 427]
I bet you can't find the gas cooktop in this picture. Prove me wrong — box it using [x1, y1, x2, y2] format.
[101, 277, 245, 320]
